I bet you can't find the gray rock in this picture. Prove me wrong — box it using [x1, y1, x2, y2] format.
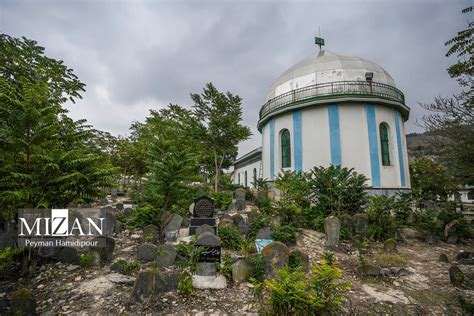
[239, 222, 249, 235]
[256, 227, 273, 239]
[116, 203, 124, 210]
[91, 236, 115, 262]
[189, 203, 195, 216]
[66, 264, 80, 271]
[106, 273, 136, 285]
[383, 239, 397, 252]
[137, 243, 157, 262]
[196, 224, 215, 236]
[122, 208, 132, 217]
[235, 188, 246, 211]
[164, 214, 183, 242]
[227, 201, 238, 212]
[195, 262, 217, 276]
[324, 216, 341, 247]
[155, 270, 179, 293]
[155, 244, 177, 268]
[261, 241, 289, 275]
[449, 265, 464, 286]
[232, 260, 250, 282]
[195, 232, 221, 247]
[425, 235, 440, 244]
[389, 267, 410, 276]
[447, 233, 458, 244]
[456, 251, 474, 265]
[357, 264, 380, 276]
[143, 224, 159, 243]
[218, 219, 235, 229]
[39, 246, 79, 264]
[380, 268, 391, 276]
[352, 213, 368, 236]
[232, 214, 245, 226]
[192, 275, 227, 289]
[10, 288, 36, 316]
[439, 254, 449, 263]
[131, 269, 179, 303]
[444, 219, 459, 239]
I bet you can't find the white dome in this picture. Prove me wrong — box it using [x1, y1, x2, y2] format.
[267, 50, 396, 101]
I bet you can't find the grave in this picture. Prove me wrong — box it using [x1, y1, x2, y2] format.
[189, 196, 217, 236]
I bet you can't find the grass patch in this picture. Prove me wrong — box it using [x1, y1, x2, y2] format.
[372, 252, 408, 267]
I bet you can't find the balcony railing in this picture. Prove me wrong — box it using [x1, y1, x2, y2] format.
[259, 81, 405, 120]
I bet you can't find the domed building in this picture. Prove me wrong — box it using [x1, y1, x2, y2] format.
[232, 46, 410, 194]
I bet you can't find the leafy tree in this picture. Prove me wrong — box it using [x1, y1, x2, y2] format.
[419, 7, 473, 185]
[409, 157, 456, 203]
[0, 35, 116, 220]
[191, 83, 251, 192]
[274, 170, 312, 209]
[366, 195, 396, 241]
[309, 165, 368, 217]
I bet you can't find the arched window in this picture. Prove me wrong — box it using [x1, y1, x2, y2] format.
[281, 129, 291, 168]
[253, 168, 257, 186]
[245, 171, 248, 187]
[238, 173, 241, 185]
[379, 123, 390, 166]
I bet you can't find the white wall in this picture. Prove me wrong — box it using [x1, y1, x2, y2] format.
[232, 160, 262, 188]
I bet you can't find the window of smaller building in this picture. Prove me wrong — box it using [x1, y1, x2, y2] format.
[245, 171, 248, 188]
[238, 173, 240, 185]
[379, 123, 390, 166]
[253, 168, 257, 186]
[281, 129, 291, 168]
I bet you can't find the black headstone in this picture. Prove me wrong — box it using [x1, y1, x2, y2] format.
[193, 197, 215, 218]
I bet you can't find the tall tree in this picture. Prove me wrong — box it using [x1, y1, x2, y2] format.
[0, 34, 117, 220]
[191, 83, 251, 192]
[419, 7, 474, 185]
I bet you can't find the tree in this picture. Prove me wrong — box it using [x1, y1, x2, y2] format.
[419, 7, 473, 185]
[191, 83, 251, 192]
[0, 34, 117, 220]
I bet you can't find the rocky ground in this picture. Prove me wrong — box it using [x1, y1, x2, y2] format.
[2, 198, 473, 315]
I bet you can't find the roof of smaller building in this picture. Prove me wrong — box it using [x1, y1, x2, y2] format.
[233, 147, 262, 169]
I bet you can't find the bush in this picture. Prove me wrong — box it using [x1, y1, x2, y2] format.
[312, 213, 326, 232]
[176, 241, 204, 296]
[288, 250, 304, 271]
[309, 165, 368, 217]
[247, 253, 266, 283]
[113, 259, 140, 275]
[128, 205, 162, 228]
[274, 170, 312, 209]
[272, 224, 298, 245]
[218, 226, 242, 250]
[79, 253, 95, 268]
[259, 263, 350, 315]
[220, 253, 234, 278]
[394, 192, 413, 225]
[212, 190, 233, 211]
[248, 213, 271, 239]
[0, 247, 25, 271]
[366, 195, 396, 241]
[321, 251, 335, 266]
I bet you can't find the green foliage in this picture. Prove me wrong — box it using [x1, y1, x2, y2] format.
[192, 82, 251, 192]
[128, 206, 162, 228]
[272, 224, 297, 245]
[288, 250, 304, 271]
[212, 190, 233, 211]
[218, 226, 242, 250]
[274, 170, 311, 209]
[113, 259, 140, 275]
[247, 253, 266, 283]
[366, 195, 396, 241]
[252, 177, 270, 191]
[0, 247, 25, 271]
[458, 295, 474, 314]
[309, 165, 368, 217]
[321, 251, 335, 266]
[0, 35, 117, 221]
[248, 213, 271, 239]
[410, 157, 456, 203]
[220, 253, 234, 278]
[393, 192, 413, 225]
[176, 240, 204, 296]
[79, 253, 95, 268]
[260, 263, 350, 315]
[312, 213, 326, 232]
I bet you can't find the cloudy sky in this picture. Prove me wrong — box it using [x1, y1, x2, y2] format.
[1, 0, 468, 156]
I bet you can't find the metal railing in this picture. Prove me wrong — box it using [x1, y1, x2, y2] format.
[259, 81, 405, 120]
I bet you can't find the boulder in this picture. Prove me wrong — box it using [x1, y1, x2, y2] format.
[164, 214, 183, 242]
[456, 251, 474, 265]
[357, 264, 380, 276]
[155, 244, 177, 268]
[261, 241, 289, 275]
[324, 216, 341, 247]
[131, 269, 179, 303]
[444, 219, 459, 239]
[256, 227, 273, 239]
[352, 213, 368, 237]
[449, 265, 464, 286]
[380, 268, 391, 277]
[227, 201, 238, 212]
[232, 259, 250, 282]
[195, 232, 221, 247]
[105, 273, 136, 285]
[192, 275, 227, 289]
[439, 254, 449, 263]
[137, 243, 157, 262]
[218, 219, 235, 229]
[383, 239, 397, 252]
[425, 235, 440, 244]
[232, 214, 245, 226]
[91, 236, 115, 262]
[447, 233, 458, 244]
[390, 267, 410, 276]
[235, 188, 246, 211]
[143, 224, 159, 243]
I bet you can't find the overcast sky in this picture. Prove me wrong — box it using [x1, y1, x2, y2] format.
[1, 0, 468, 156]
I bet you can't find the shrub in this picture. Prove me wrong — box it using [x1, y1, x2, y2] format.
[272, 224, 298, 245]
[79, 253, 95, 268]
[288, 250, 304, 271]
[128, 205, 162, 228]
[259, 263, 350, 315]
[252, 177, 270, 191]
[113, 259, 140, 275]
[212, 190, 233, 211]
[0, 247, 25, 271]
[218, 226, 242, 250]
[373, 252, 408, 267]
[393, 192, 413, 225]
[274, 170, 312, 209]
[313, 213, 326, 232]
[247, 253, 266, 283]
[309, 165, 368, 217]
[248, 213, 271, 239]
[366, 195, 396, 241]
[220, 253, 234, 278]
[321, 251, 335, 266]
[176, 241, 204, 296]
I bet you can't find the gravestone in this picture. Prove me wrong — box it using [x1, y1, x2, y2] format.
[352, 213, 368, 237]
[256, 227, 273, 239]
[137, 243, 157, 262]
[235, 188, 246, 211]
[189, 197, 217, 236]
[195, 224, 215, 236]
[261, 241, 289, 275]
[449, 265, 464, 286]
[383, 238, 397, 252]
[340, 214, 353, 238]
[111, 188, 118, 199]
[143, 224, 159, 243]
[155, 244, 177, 268]
[195, 232, 221, 263]
[324, 216, 341, 247]
[232, 260, 250, 282]
[164, 214, 183, 242]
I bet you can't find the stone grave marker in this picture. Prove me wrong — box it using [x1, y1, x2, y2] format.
[324, 216, 341, 247]
[235, 188, 246, 211]
[352, 213, 368, 237]
[195, 232, 221, 263]
[189, 197, 217, 236]
[163, 214, 183, 243]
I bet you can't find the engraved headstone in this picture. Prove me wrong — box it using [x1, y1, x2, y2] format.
[324, 216, 341, 247]
[195, 232, 221, 263]
[193, 197, 215, 218]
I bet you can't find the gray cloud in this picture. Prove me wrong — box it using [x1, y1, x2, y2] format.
[0, 0, 467, 156]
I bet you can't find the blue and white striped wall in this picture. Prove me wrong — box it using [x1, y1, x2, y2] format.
[260, 103, 410, 189]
